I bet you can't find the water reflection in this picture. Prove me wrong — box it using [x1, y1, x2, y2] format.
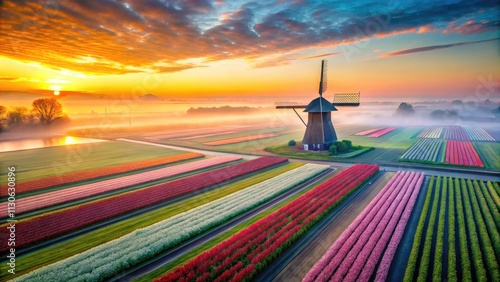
[0, 136, 107, 153]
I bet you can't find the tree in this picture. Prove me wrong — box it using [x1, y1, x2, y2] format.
[0, 105, 6, 129]
[451, 100, 463, 106]
[7, 107, 28, 127]
[334, 141, 348, 153]
[430, 110, 445, 120]
[32, 98, 63, 126]
[342, 140, 352, 150]
[396, 102, 415, 116]
[329, 145, 337, 155]
[288, 140, 296, 146]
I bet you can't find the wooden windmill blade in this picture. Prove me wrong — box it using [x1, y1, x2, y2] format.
[319, 59, 327, 95]
[332, 92, 360, 106]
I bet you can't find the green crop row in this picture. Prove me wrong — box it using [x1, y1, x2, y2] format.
[487, 181, 500, 211]
[404, 176, 435, 282]
[476, 181, 500, 258]
[416, 176, 441, 282]
[447, 177, 457, 282]
[432, 176, 447, 281]
[460, 179, 488, 281]
[467, 179, 500, 281]
[480, 182, 500, 229]
[454, 177, 472, 281]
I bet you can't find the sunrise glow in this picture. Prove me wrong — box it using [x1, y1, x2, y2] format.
[0, 1, 498, 100]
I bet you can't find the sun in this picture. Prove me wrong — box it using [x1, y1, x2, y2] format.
[54, 90, 60, 96]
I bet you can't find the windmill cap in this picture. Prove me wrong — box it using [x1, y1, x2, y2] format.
[304, 97, 338, 112]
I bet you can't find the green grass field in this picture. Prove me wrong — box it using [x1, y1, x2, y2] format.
[0, 141, 186, 183]
[0, 162, 303, 279]
[474, 142, 500, 170]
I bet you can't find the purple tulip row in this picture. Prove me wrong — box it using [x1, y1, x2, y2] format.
[303, 171, 424, 282]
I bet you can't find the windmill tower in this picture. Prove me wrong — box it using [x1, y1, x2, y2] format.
[277, 60, 360, 151]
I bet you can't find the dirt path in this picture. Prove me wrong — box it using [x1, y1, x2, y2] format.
[271, 171, 395, 282]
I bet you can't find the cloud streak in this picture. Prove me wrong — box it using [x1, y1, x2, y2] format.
[380, 37, 500, 57]
[0, 0, 498, 75]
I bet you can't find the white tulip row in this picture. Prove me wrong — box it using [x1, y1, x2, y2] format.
[15, 163, 329, 282]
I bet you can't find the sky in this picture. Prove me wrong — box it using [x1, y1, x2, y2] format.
[0, 0, 499, 100]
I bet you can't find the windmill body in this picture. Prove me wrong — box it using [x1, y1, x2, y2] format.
[277, 60, 360, 151]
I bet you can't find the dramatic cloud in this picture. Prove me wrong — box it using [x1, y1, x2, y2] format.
[0, 0, 498, 75]
[380, 37, 500, 58]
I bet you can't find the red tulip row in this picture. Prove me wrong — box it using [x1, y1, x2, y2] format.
[156, 164, 379, 282]
[444, 125, 470, 141]
[0, 152, 203, 196]
[304, 171, 424, 282]
[203, 133, 278, 146]
[367, 127, 396, 138]
[355, 128, 383, 136]
[0, 157, 287, 253]
[445, 140, 484, 167]
[0, 156, 241, 217]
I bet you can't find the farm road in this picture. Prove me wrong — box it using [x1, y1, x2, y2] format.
[117, 138, 500, 182]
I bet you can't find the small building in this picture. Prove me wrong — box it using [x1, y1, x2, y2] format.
[302, 96, 338, 151]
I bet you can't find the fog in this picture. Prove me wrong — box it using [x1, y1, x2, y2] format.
[1, 93, 499, 142]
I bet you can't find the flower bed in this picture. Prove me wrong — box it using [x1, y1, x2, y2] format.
[444, 125, 469, 141]
[13, 162, 328, 282]
[400, 139, 444, 162]
[417, 127, 443, 139]
[156, 164, 379, 282]
[304, 171, 424, 282]
[0, 152, 203, 196]
[0, 157, 288, 252]
[0, 156, 242, 217]
[367, 127, 396, 138]
[445, 140, 484, 167]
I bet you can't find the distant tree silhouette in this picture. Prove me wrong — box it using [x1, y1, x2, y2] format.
[0, 105, 6, 130]
[7, 107, 28, 127]
[32, 98, 63, 126]
[451, 100, 463, 106]
[396, 102, 415, 116]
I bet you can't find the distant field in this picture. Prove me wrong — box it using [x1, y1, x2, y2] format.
[0, 141, 185, 183]
[474, 142, 500, 170]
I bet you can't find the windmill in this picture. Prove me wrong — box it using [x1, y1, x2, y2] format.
[277, 60, 360, 151]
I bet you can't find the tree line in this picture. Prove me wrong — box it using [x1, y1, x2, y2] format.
[0, 98, 68, 131]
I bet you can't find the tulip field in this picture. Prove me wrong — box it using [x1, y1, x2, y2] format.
[0, 156, 242, 217]
[404, 176, 500, 282]
[464, 127, 496, 141]
[400, 139, 444, 163]
[445, 140, 484, 167]
[0, 152, 203, 196]
[303, 171, 424, 282]
[0, 157, 289, 252]
[1, 124, 498, 282]
[13, 163, 331, 281]
[156, 164, 379, 282]
[354, 127, 396, 138]
[417, 127, 443, 139]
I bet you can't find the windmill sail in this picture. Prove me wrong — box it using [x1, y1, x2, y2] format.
[319, 59, 327, 96]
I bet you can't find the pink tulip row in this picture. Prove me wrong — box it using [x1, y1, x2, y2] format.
[303, 171, 424, 282]
[367, 127, 396, 138]
[444, 125, 469, 141]
[355, 128, 383, 136]
[445, 140, 484, 167]
[0, 156, 242, 217]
